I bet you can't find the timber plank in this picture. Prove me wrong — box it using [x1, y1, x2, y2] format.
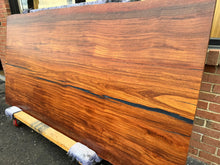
[5, 0, 216, 164]
[14, 111, 77, 152]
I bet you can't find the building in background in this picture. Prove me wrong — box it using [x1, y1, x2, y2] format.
[11, 0, 95, 13]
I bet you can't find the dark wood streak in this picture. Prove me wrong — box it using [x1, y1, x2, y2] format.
[34, 76, 193, 124]
[6, 62, 195, 124]
[5, 0, 216, 164]
[6, 63, 32, 72]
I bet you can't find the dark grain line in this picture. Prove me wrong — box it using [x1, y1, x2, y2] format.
[36, 76, 193, 124]
[6, 63, 32, 72]
[164, 130, 190, 137]
[103, 95, 194, 124]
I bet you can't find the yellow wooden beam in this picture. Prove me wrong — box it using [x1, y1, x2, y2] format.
[14, 111, 76, 152]
[211, 0, 220, 38]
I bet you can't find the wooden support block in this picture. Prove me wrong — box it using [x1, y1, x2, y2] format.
[14, 111, 76, 152]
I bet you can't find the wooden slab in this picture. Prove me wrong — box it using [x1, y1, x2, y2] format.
[5, 0, 215, 164]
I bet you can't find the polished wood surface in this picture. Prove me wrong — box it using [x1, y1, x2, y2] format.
[5, 0, 215, 164]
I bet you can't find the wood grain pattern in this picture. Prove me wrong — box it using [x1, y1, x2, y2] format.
[5, 0, 215, 164]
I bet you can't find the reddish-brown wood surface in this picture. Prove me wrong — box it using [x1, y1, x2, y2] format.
[5, 0, 215, 164]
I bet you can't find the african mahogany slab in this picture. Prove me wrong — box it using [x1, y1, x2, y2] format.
[5, 0, 215, 164]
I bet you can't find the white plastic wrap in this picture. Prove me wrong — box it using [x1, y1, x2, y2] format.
[5, 106, 22, 119]
[68, 142, 101, 165]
